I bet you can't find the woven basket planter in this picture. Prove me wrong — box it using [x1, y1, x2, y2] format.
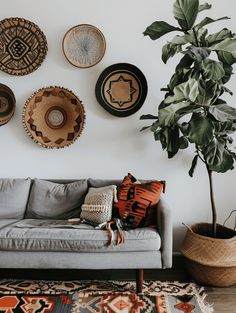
[180, 223, 236, 287]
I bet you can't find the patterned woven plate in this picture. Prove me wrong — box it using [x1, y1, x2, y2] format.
[0, 84, 15, 126]
[0, 17, 48, 76]
[23, 87, 85, 149]
[63, 24, 106, 68]
[95, 63, 148, 117]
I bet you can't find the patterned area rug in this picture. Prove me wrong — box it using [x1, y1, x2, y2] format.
[0, 280, 213, 313]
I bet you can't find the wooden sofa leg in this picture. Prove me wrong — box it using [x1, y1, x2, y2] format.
[136, 269, 144, 293]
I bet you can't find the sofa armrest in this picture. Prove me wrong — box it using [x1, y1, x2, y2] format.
[157, 197, 173, 268]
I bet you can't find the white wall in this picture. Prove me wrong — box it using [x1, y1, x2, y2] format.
[0, 0, 236, 250]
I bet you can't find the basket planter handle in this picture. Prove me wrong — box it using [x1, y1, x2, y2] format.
[223, 210, 236, 231]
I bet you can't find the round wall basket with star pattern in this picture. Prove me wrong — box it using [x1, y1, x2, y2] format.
[22, 87, 85, 149]
[95, 63, 148, 117]
[0, 17, 48, 76]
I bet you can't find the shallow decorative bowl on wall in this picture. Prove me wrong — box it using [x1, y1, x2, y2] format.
[22, 86, 85, 149]
[0, 17, 48, 76]
[95, 63, 148, 117]
[62, 24, 106, 68]
[0, 84, 16, 126]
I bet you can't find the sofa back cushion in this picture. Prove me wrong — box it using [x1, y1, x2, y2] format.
[25, 179, 88, 219]
[88, 178, 153, 188]
[88, 178, 121, 188]
[0, 178, 31, 219]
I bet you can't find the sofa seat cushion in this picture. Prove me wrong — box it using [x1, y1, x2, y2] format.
[0, 219, 161, 253]
[0, 219, 20, 229]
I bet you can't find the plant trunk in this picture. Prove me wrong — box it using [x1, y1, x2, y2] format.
[207, 167, 217, 237]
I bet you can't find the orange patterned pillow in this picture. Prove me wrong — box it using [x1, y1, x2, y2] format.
[113, 173, 165, 228]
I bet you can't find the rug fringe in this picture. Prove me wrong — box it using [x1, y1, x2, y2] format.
[197, 295, 214, 313]
[192, 284, 214, 313]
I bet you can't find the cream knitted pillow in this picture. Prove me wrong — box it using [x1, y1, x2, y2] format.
[80, 185, 117, 225]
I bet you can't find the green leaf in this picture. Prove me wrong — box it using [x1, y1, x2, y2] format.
[198, 3, 212, 13]
[168, 73, 182, 92]
[203, 138, 225, 167]
[171, 34, 190, 45]
[188, 114, 214, 145]
[195, 16, 230, 30]
[140, 114, 158, 120]
[222, 86, 233, 96]
[151, 121, 160, 132]
[197, 80, 220, 106]
[159, 100, 168, 110]
[173, 0, 199, 30]
[213, 98, 227, 105]
[179, 122, 189, 136]
[167, 126, 180, 158]
[209, 103, 236, 122]
[176, 54, 194, 72]
[202, 59, 225, 81]
[211, 38, 236, 56]
[140, 126, 151, 131]
[154, 131, 161, 141]
[162, 42, 182, 64]
[217, 51, 236, 66]
[223, 135, 233, 144]
[206, 29, 233, 46]
[184, 28, 208, 46]
[143, 21, 179, 40]
[160, 129, 168, 149]
[197, 28, 208, 46]
[208, 150, 234, 173]
[185, 46, 210, 62]
[167, 66, 194, 92]
[159, 126, 182, 158]
[165, 79, 199, 104]
[179, 136, 189, 149]
[162, 34, 190, 63]
[159, 101, 191, 126]
[221, 64, 233, 84]
[230, 150, 236, 160]
[189, 155, 199, 177]
[214, 120, 234, 135]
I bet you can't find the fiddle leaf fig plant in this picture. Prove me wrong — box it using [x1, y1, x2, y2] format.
[141, 0, 236, 237]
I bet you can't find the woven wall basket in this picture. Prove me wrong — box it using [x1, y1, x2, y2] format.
[0, 83, 16, 126]
[62, 24, 106, 68]
[0, 17, 48, 76]
[180, 223, 236, 287]
[22, 86, 85, 149]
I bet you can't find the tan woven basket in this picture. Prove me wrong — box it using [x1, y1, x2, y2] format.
[0, 18, 48, 76]
[22, 86, 85, 149]
[180, 223, 236, 287]
[0, 84, 16, 126]
[185, 259, 236, 287]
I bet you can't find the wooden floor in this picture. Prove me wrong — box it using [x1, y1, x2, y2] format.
[0, 255, 235, 312]
[205, 285, 236, 313]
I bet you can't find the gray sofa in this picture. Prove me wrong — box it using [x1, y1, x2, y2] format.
[0, 177, 172, 292]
